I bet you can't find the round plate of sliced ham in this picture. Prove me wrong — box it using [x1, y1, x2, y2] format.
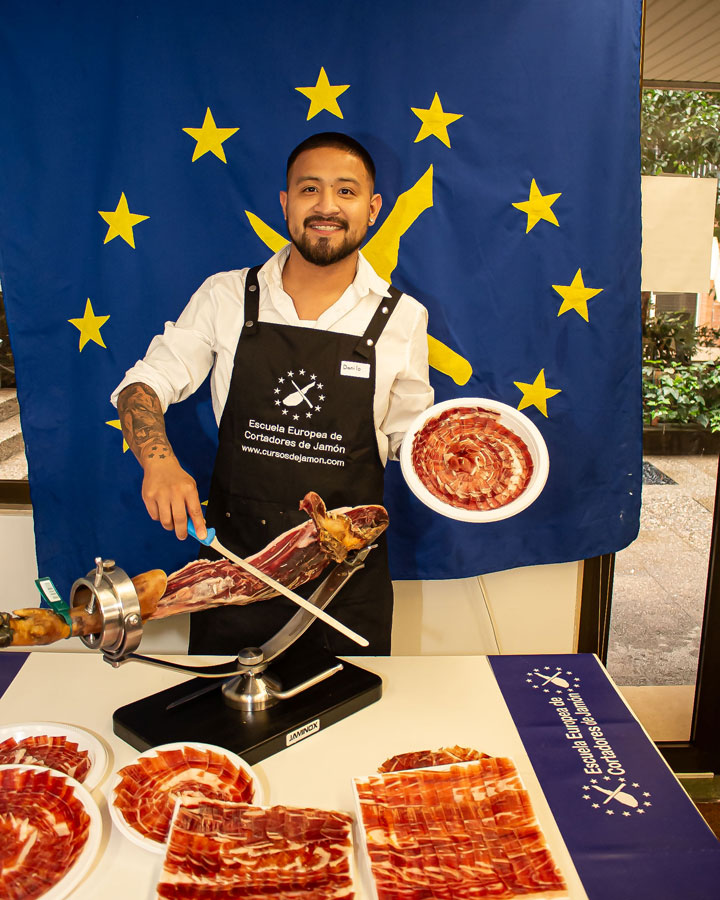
[109, 742, 262, 852]
[0, 764, 102, 900]
[0, 723, 108, 791]
[400, 398, 549, 522]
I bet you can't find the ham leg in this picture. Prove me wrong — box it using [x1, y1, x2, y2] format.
[153, 490, 389, 618]
[0, 492, 389, 644]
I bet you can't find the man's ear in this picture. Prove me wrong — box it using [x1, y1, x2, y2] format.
[369, 193, 382, 223]
[279, 190, 288, 220]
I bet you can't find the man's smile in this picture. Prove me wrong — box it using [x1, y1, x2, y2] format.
[304, 216, 348, 234]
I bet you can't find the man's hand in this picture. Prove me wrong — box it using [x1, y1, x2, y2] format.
[142, 457, 207, 541]
[117, 382, 207, 541]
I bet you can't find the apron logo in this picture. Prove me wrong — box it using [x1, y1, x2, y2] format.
[274, 369, 324, 421]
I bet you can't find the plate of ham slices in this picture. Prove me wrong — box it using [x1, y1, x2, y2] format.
[157, 798, 356, 898]
[109, 742, 262, 852]
[0, 764, 102, 900]
[400, 398, 549, 522]
[0, 722, 108, 791]
[353, 754, 569, 900]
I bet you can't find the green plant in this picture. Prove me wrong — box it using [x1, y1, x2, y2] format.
[641, 89, 720, 240]
[642, 312, 697, 363]
[643, 361, 720, 432]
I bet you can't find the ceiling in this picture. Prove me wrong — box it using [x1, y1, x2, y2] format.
[643, 0, 720, 89]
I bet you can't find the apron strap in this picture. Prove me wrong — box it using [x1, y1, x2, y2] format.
[242, 265, 262, 335]
[354, 286, 402, 359]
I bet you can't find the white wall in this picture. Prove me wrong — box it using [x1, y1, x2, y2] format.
[0, 509, 582, 656]
[391, 563, 581, 655]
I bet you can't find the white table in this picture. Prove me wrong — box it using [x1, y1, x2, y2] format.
[0, 651, 643, 899]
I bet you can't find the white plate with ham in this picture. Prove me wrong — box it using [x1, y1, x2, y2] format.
[157, 798, 356, 898]
[0, 722, 108, 791]
[353, 756, 569, 900]
[109, 741, 262, 852]
[400, 397, 549, 522]
[0, 764, 102, 900]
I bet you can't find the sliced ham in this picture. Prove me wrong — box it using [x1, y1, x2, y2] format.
[156, 799, 355, 899]
[412, 408, 533, 511]
[354, 758, 567, 899]
[0, 767, 90, 900]
[0, 736, 91, 784]
[113, 747, 255, 844]
[378, 746, 489, 773]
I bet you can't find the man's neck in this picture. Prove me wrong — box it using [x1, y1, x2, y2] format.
[281, 247, 359, 320]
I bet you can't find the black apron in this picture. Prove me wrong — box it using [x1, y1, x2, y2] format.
[189, 266, 401, 656]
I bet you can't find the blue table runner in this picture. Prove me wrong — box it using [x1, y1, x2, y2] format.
[489, 654, 720, 899]
[0, 652, 28, 701]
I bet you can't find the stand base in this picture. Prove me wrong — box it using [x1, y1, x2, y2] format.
[112, 655, 382, 764]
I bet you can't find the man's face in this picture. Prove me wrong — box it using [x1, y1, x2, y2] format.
[280, 147, 382, 267]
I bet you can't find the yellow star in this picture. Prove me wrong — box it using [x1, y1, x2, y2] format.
[513, 369, 561, 418]
[68, 299, 110, 351]
[106, 420, 129, 453]
[295, 68, 349, 120]
[552, 269, 603, 322]
[411, 93, 463, 148]
[512, 179, 561, 232]
[98, 193, 149, 248]
[182, 108, 239, 163]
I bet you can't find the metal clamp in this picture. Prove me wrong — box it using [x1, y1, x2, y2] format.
[69, 559, 143, 658]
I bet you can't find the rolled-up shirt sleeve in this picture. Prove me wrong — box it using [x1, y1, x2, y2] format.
[110, 278, 220, 412]
[383, 302, 434, 461]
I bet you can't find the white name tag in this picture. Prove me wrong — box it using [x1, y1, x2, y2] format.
[340, 360, 370, 379]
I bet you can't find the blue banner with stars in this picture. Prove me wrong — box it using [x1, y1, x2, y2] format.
[0, 1, 641, 597]
[490, 655, 720, 899]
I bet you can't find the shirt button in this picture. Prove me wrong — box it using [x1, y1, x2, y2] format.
[366, 338, 374, 347]
[260, 519, 266, 525]
[381, 306, 389, 314]
[225, 512, 231, 518]
[245, 320, 254, 327]
[248, 284, 257, 292]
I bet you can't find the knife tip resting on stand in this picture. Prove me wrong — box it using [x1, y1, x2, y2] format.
[186, 518, 370, 649]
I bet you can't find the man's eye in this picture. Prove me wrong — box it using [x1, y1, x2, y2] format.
[302, 186, 317, 193]
[339, 188, 355, 196]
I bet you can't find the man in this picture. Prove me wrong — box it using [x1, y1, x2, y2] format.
[112, 132, 433, 656]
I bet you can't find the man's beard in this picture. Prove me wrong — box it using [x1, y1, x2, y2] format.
[290, 217, 366, 267]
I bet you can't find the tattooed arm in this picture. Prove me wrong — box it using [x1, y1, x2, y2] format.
[117, 383, 206, 540]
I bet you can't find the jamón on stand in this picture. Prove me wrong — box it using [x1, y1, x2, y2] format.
[0, 491, 388, 647]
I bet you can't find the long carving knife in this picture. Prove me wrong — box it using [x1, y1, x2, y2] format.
[187, 520, 369, 648]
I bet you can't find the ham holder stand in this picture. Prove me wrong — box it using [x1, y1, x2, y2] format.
[69, 553, 383, 764]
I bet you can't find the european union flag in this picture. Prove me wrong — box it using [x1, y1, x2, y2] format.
[0, 1, 642, 595]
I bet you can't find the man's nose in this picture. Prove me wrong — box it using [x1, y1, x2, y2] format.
[312, 187, 340, 215]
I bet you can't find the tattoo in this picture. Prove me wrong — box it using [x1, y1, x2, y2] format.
[117, 383, 177, 466]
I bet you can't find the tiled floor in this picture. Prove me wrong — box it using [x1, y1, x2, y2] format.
[607, 453, 718, 692]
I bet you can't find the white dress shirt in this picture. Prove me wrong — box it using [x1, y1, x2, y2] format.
[111, 247, 434, 464]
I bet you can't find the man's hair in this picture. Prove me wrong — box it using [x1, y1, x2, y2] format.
[286, 132, 376, 188]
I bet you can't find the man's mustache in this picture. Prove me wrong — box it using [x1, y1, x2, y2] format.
[303, 216, 348, 230]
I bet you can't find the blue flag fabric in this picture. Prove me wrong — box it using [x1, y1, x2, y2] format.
[0, 1, 642, 596]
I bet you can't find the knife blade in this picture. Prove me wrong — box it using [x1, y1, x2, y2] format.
[187, 519, 369, 648]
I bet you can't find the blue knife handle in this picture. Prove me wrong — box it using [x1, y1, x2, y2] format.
[187, 518, 215, 545]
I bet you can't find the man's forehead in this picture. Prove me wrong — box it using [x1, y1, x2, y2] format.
[287, 147, 372, 186]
